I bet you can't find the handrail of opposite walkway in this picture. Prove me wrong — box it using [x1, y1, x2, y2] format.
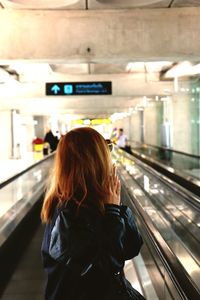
[129, 140, 200, 159]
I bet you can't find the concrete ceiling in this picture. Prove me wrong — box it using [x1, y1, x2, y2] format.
[0, 0, 200, 118]
[1, 0, 200, 9]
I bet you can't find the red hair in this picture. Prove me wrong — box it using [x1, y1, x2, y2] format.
[41, 127, 112, 222]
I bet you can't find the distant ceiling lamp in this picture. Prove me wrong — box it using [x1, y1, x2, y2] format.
[1, 0, 79, 8]
[126, 62, 145, 72]
[97, 0, 164, 6]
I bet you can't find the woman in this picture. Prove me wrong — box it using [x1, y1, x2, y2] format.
[41, 127, 143, 300]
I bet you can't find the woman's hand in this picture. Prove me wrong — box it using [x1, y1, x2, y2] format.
[105, 165, 121, 205]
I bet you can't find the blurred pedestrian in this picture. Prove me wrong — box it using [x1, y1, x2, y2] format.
[116, 128, 127, 150]
[44, 128, 59, 152]
[41, 127, 144, 300]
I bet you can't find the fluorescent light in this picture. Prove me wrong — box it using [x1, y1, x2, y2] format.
[164, 61, 200, 78]
[126, 62, 145, 72]
[8, 63, 52, 81]
[126, 61, 172, 73]
[190, 63, 200, 75]
[83, 119, 90, 125]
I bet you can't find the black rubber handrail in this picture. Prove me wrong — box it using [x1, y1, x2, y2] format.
[129, 140, 200, 159]
[0, 152, 55, 190]
[120, 176, 200, 300]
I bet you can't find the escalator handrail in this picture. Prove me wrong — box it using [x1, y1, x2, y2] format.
[120, 175, 200, 300]
[0, 152, 55, 190]
[129, 140, 200, 159]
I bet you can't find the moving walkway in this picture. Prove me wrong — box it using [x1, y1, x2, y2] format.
[0, 150, 199, 299]
[0, 154, 54, 298]
[128, 141, 200, 196]
[115, 147, 200, 299]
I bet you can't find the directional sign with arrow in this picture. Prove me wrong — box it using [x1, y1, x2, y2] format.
[46, 82, 112, 96]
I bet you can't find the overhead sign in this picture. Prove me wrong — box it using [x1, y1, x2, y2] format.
[46, 82, 112, 96]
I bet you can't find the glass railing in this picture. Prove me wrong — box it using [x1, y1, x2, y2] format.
[0, 154, 54, 248]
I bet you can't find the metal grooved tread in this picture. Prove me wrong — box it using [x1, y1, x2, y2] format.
[1, 224, 46, 300]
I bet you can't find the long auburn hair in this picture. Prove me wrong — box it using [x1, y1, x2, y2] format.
[41, 127, 112, 223]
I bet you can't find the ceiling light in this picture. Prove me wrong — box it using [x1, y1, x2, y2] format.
[83, 119, 90, 125]
[165, 61, 196, 78]
[126, 62, 145, 72]
[126, 61, 172, 73]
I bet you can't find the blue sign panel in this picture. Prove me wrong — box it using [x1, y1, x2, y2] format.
[46, 82, 112, 96]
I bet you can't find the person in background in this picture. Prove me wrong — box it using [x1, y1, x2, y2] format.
[116, 128, 127, 150]
[44, 128, 59, 152]
[55, 130, 61, 140]
[41, 127, 143, 300]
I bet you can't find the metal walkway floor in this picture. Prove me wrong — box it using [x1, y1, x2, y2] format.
[1, 224, 45, 300]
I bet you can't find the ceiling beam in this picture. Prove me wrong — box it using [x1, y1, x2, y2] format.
[0, 8, 200, 62]
[0, 76, 174, 98]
